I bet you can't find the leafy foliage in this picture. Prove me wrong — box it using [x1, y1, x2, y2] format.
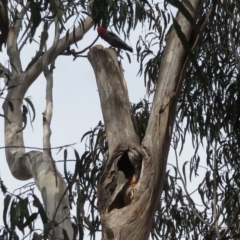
[169, 0, 240, 239]
[2, 0, 240, 239]
[91, 0, 163, 34]
[0, 0, 9, 51]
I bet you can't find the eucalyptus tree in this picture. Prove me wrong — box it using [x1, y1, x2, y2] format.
[1, 0, 240, 240]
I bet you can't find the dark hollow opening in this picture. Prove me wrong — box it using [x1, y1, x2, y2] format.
[108, 152, 136, 212]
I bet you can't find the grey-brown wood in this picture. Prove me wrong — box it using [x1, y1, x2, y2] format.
[88, 47, 142, 213]
[88, 1, 201, 239]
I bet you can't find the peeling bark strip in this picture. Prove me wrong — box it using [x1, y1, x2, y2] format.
[88, 0, 201, 239]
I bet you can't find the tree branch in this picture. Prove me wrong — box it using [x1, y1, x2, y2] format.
[7, 28, 22, 78]
[141, 0, 202, 223]
[21, 16, 93, 95]
[3, 12, 76, 240]
[15, 2, 31, 39]
[88, 46, 156, 240]
[3, 7, 92, 209]
[88, 47, 139, 156]
[42, 19, 60, 151]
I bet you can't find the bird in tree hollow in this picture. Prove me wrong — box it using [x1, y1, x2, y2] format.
[97, 27, 133, 53]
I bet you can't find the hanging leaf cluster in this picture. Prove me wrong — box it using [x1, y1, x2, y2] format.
[169, 0, 240, 239]
[177, 0, 240, 172]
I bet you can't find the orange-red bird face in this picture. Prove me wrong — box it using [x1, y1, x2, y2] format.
[97, 27, 107, 37]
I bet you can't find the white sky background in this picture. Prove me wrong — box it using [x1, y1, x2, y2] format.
[0, 6, 208, 240]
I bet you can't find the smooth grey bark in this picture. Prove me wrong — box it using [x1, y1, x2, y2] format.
[3, 13, 93, 239]
[88, 0, 201, 239]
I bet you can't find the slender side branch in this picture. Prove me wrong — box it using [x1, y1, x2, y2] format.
[40, 19, 74, 240]
[7, 29, 22, 78]
[22, 16, 93, 95]
[42, 19, 59, 188]
[18, 24, 31, 53]
[6, 3, 31, 78]
[42, 19, 60, 151]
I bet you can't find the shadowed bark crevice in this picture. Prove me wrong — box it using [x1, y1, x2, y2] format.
[98, 147, 142, 213]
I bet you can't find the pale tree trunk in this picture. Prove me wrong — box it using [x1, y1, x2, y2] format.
[2, 7, 93, 238]
[88, 0, 201, 239]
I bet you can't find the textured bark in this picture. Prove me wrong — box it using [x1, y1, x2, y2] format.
[88, 0, 201, 239]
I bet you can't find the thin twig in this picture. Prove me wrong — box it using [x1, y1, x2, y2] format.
[18, 28, 31, 53]
[221, 205, 240, 239]
[59, 36, 99, 60]
[173, 142, 211, 226]
[0, 143, 76, 150]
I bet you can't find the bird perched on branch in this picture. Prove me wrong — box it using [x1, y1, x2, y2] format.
[97, 27, 133, 53]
